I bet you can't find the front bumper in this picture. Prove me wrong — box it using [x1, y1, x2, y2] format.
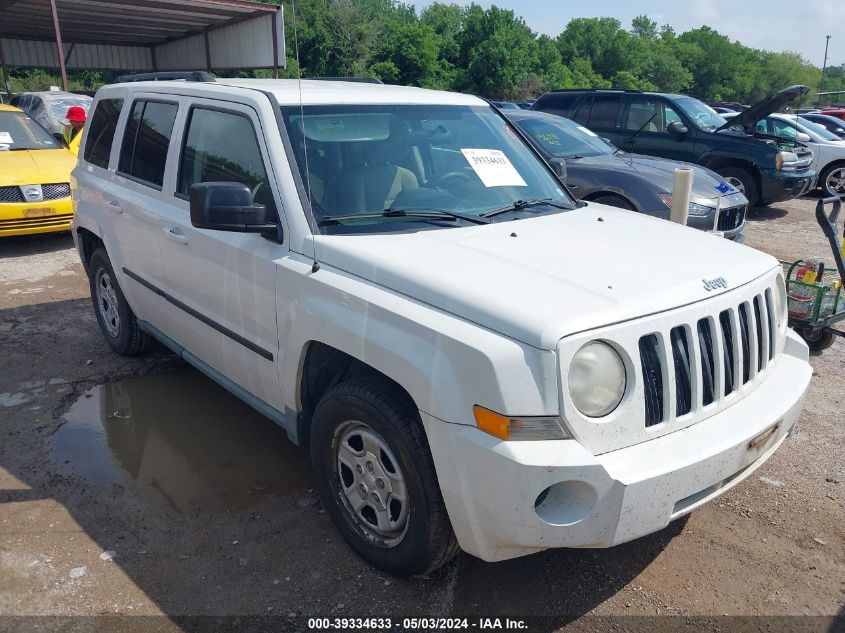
[759, 169, 815, 204]
[0, 197, 73, 237]
[424, 330, 811, 562]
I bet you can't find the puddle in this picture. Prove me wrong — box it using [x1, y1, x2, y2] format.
[50, 369, 312, 513]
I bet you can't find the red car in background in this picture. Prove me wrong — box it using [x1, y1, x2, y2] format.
[820, 109, 845, 121]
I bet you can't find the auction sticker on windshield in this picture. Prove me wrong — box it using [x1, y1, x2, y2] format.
[460, 149, 527, 187]
[0, 132, 13, 144]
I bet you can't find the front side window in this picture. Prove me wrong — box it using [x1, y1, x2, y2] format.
[84, 98, 123, 168]
[0, 110, 61, 150]
[118, 100, 178, 188]
[177, 107, 276, 217]
[280, 104, 575, 234]
[623, 97, 683, 134]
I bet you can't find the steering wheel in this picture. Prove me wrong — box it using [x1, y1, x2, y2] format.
[430, 171, 472, 190]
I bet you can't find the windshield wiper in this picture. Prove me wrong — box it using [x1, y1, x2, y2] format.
[481, 198, 572, 219]
[318, 207, 490, 227]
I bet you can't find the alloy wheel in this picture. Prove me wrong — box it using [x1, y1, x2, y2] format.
[824, 167, 845, 196]
[95, 269, 120, 338]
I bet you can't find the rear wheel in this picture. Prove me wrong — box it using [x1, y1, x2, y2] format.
[88, 248, 151, 356]
[310, 380, 459, 576]
[716, 166, 760, 206]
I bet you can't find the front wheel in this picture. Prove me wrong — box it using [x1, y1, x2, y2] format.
[819, 163, 845, 197]
[310, 380, 459, 576]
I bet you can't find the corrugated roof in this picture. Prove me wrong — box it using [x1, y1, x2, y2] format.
[0, 0, 278, 47]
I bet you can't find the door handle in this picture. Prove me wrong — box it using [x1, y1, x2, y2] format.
[106, 200, 123, 214]
[162, 227, 189, 244]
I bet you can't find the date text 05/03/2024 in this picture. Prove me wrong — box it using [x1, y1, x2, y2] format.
[307, 617, 528, 630]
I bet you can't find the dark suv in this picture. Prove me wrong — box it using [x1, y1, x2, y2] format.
[531, 86, 815, 206]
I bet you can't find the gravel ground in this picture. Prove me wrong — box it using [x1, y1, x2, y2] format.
[0, 196, 843, 632]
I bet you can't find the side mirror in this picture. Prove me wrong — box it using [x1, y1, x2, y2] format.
[795, 132, 811, 143]
[549, 158, 567, 183]
[667, 120, 689, 136]
[189, 182, 275, 232]
[836, 128, 845, 135]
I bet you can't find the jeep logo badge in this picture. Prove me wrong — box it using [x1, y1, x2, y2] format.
[703, 277, 728, 292]
[21, 185, 44, 203]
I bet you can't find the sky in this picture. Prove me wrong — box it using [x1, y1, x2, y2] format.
[412, 0, 839, 68]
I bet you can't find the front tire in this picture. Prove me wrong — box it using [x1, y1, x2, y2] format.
[88, 248, 151, 356]
[801, 328, 836, 352]
[819, 162, 845, 197]
[310, 380, 459, 576]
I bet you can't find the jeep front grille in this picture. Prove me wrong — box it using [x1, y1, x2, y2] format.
[637, 289, 775, 427]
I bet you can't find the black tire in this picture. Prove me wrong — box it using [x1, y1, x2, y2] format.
[715, 166, 760, 206]
[310, 380, 459, 576]
[589, 194, 635, 210]
[818, 162, 845, 197]
[801, 328, 836, 352]
[88, 248, 152, 356]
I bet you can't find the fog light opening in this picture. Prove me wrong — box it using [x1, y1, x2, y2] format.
[534, 480, 598, 526]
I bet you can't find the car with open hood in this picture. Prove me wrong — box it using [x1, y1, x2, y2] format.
[531, 85, 816, 206]
[506, 110, 747, 241]
[724, 111, 845, 197]
[72, 75, 812, 576]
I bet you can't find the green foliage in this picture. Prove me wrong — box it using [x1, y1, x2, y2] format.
[4, 1, 832, 107]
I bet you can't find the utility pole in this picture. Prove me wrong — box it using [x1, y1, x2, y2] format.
[820, 34, 831, 105]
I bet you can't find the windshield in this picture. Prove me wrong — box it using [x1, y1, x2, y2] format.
[44, 95, 92, 123]
[511, 115, 615, 158]
[672, 97, 727, 131]
[0, 111, 61, 150]
[797, 118, 841, 142]
[280, 104, 575, 234]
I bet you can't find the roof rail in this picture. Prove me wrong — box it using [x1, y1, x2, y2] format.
[308, 77, 384, 84]
[550, 88, 642, 94]
[116, 71, 216, 84]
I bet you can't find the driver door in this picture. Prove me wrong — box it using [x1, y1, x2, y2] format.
[620, 96, 698, 162]
[157, 99, 287, 410]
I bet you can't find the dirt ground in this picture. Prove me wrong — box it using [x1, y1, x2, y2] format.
[0, 196, 843, 632]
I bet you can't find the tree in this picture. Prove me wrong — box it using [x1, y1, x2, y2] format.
[631, 15, 658, 39]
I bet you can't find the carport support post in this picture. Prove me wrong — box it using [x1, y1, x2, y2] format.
[0, 41, 11, 98]
[49, 0, 69, 91]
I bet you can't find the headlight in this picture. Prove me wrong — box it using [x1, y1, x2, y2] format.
[569, 341, 627, 417]
[658, 193, 712, 216]
[776, 151, 798, 171]
[774, 273, 787, 327]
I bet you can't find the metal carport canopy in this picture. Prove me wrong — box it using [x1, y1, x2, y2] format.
[0, 0, 285, 89]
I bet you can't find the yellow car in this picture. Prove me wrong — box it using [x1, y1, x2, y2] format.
[68, 129, 81, 156]
[0, 104, 77, 237]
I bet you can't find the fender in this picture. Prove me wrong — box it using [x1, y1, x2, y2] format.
[275, 256, 560, 427]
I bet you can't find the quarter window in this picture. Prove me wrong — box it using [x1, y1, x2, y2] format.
[588, 95, 621, 128]
[177, 107, 275, 216]
[118, 100, 178, 188]
[84, 98, 123, 169]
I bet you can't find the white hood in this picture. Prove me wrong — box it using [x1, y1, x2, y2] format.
[313, 204, 777, 349]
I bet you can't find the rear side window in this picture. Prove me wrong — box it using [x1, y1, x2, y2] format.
[83, 98, 123, 169]
[534, 93, 579, 117]
[177, 107, 276, 217]
[572, 95, 593, 125]
[118, 100, 178, 188]
[589, 95, 621, 128]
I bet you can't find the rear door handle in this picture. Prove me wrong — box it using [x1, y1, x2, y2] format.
[106, 200, 123, 214]
[162, 227, 189, 244]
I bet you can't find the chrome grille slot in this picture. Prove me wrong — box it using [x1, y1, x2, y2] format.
[639, 334, 664, 427]
[764, 289, 775, 361]
[753, 296, 766, 372]
[738, 303, 752, 384]
[697, 319, 716, 406]
[719, 310, 735, 396]
[717, 205, 746, 232]
[670, 326, 692, 417]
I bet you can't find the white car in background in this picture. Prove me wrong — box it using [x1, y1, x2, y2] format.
[725, 111, 845, 196]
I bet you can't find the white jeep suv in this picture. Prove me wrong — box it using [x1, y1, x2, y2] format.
[72, 75, 812, 576]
